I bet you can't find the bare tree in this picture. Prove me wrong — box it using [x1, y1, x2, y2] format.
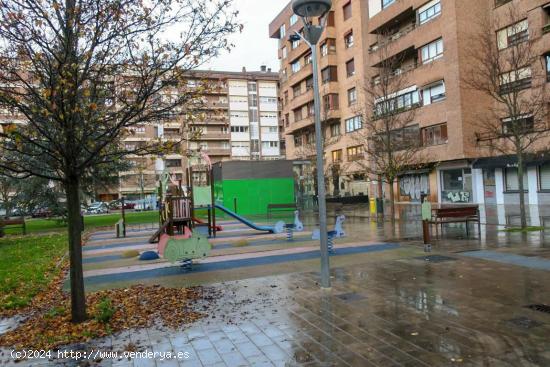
[0, 0, 238, 322]
[464, 5, 549, 229]
[354, 32, 424, 221]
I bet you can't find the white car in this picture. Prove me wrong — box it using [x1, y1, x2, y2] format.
[86, 202, 109, 215]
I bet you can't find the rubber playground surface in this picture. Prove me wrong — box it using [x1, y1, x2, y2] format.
[80, 217, 421, 292]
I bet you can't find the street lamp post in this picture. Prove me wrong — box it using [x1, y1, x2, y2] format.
[291, 0, 332, 289]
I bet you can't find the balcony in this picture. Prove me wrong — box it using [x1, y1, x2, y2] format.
[291, 88, 314, 110]
[369, 22, 416, 54]
[288, 63, 313, 86]
[286, 116, 314, 134]
[202, 148, 231, 156]
[199, 132, 230, 140]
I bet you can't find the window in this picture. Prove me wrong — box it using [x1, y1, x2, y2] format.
[231, 126, 249, 133]
[499, 67, 532, 94]
[221, 126, 229, 134]
[545, 54, 550, 82]
[421, 38, 443, 64]
[346, 59, 355, 77]
[248, 94, 257, 107]
[418, 0, 441, 25]
[344, 31, 354, 48]
[345, 115, 362, 133]
[165, 159, 181, 168]
[249, 109, 258, 121]
[348, 87, 357, 105]
[323, 94, 339, 111]
[347, 145, 363, 161]
[294, 108, 303, 121]
[304, 53, 312, 65]
[330, 123, 341, 137]
[539, 163, 550, 190]
[375, 88, 420, 117]
[383, 0, 396, 9]
[422, 123, 448, 146]
[501, 115, 534, 135]
[261, 126, 278, 133]
[290, 14, 298, 26]
[325, 11, 335, 27]
[497, 20, 528, 50]
[248, 82, 257, 93]
[343, 2, 352, 21]
[422, 81, 446, 105]
[321, 66, 338, 84]
[262, 141, 279, 148]
[294, 135, 302, 147]
[293, 84, 302, 98]
[320, 38, 336, 57]
[332, 149, 343, 162]
[280, 24, 286, 39]
[291, 60, 301, 74]
[305, 76, 313, 91]
[291, 38, 300, 49]
[505, 167, 528, 191]
[388, 125, 420, 149]
[282, 46, 287, 59]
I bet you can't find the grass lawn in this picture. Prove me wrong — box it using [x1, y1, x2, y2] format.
[502, 226, 544, 233]
[0, 234, 67, 312]
[3, 211, 160, 235]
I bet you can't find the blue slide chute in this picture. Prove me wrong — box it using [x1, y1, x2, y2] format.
[213, 204, 274, 233]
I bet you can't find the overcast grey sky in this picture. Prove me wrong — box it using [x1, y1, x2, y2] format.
[202, 0, 289, 73]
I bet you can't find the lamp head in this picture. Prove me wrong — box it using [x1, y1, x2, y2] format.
[292, 0, 332, 18]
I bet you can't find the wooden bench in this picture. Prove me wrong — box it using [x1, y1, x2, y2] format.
[429, 206, 480, 238]
[0, 217, 26, 237]
[267, 203, 297, 219]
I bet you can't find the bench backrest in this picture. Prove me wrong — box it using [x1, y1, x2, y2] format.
[1, 218, 25, 225]
[435, 207, 478, 218]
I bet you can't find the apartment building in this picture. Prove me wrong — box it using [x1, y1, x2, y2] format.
[109, 68, 281, 202]
[270, 0, 550, 212]
[269, 0, 370, 200]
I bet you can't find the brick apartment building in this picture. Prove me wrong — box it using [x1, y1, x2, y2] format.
[270, 0, 550, 212]
[110, 68, 282, 203]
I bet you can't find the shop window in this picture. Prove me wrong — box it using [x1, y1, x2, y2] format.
[441, 168, 472, 203]
[505, 167, 528, 191]
[539, 163, 550, 190]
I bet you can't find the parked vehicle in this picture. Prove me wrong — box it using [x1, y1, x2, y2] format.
[86, 202, 109, 214]
[31, 207, 53, 218]
[108, 200, 135, 210]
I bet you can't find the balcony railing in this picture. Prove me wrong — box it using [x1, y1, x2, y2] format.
[369, 23, 416, 53]
[543, 23, 550, 34]
[499, 78, 532, 95]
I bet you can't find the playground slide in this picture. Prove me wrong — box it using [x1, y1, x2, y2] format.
[213, 204, 274, 233]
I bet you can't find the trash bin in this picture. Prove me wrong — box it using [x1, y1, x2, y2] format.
[369, 198, 376, 215]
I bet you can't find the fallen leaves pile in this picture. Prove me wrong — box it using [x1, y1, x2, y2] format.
[0, 283, 217, 350]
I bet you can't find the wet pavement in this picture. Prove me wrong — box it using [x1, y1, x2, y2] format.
[2, 204, 550, 366]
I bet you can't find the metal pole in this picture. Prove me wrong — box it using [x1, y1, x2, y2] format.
[310, 45, 331, 289]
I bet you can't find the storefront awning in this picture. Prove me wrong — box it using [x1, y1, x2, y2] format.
[472, 154, 550, 169]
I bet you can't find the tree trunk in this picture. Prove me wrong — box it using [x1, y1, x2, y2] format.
[517, 154, 528, 229]
[388, 178, 396, 224]
[64, 177, 87, 323]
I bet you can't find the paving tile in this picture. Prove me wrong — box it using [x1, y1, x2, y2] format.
[225, 330, 250, 344]
[245, 355, 274, 367]
[248, 332, 274, 347]
[191, 337, 215, 351]
[196, 348, 222, 365]
[260, 344, 289, 361]
[212, 338, 236, 354]
[234, 341, 263, 358]
[219, 352, 248, 367]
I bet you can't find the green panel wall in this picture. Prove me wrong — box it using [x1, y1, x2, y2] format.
[218, 178, 295, 215]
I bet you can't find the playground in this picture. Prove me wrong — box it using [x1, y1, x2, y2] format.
[79, 160, 407, 292]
